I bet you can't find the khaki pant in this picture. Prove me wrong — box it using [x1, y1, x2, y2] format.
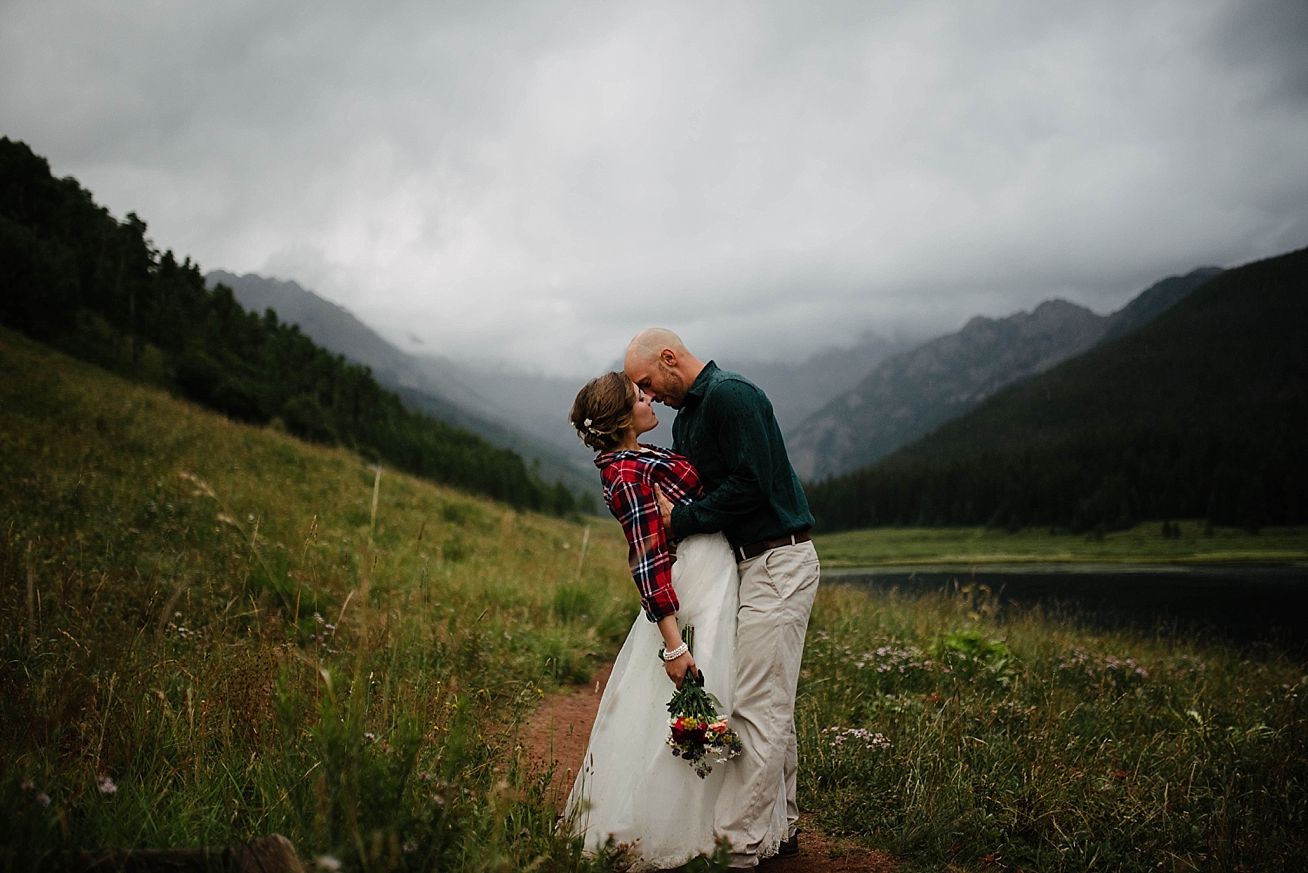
[714, 540, 820, 867]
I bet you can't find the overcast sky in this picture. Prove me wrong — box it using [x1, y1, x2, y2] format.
[3, 0, 1307, 375]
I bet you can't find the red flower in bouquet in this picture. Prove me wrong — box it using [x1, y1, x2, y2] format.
[670, 715, 709, 746]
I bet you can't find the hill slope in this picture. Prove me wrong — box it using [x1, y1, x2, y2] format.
[207, 271, 601, 502]
[790, 268, 1221, 480]
[805, 248, 1307, 532]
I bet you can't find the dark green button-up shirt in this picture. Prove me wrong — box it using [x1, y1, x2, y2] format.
[669, 361, 814, 546]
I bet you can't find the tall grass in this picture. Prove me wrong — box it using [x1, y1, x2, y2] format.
[0, 328, 635, 869]
[798, 586, 1308, 871]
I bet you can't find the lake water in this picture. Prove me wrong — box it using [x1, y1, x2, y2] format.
[823, 563, 1308, 647]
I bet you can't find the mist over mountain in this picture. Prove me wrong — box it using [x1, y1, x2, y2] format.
[209, 262, 1222, 506]
[789, 268, 1223, 481]
[206, 270, 911, 471]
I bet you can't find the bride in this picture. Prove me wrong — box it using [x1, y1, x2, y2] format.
[564, 373, 786, 870]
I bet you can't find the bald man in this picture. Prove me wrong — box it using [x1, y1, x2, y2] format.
[625, 328, 819, 868]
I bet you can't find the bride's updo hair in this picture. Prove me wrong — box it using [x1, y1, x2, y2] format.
[569, 372, 637, 452]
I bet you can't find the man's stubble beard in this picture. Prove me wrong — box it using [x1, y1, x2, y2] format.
[660, 369, 688, 409]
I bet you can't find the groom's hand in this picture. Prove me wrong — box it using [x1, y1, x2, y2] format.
[666, 651, 698, 688]
[653, 484, 674, 532]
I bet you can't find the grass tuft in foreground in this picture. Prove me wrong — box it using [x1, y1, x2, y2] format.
[798, 586, 1308, 871]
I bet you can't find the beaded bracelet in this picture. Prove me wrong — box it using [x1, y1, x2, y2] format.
[661, 641, 689, 662]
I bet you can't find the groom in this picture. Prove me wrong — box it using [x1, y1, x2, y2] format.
[625, 328, 820, 869]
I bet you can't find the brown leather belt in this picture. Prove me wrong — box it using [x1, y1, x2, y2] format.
[733, 532, 811, 563]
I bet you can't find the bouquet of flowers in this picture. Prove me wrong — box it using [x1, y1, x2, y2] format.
[664, 647, 743, 778]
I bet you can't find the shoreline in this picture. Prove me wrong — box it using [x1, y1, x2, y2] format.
[822, 560, 1308, 576]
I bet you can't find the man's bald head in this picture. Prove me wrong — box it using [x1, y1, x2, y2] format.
[625, 328, 688, 368]
[624, 328, 705, 409]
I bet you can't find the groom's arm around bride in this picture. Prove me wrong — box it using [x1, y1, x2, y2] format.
[624, 329, 820, 869]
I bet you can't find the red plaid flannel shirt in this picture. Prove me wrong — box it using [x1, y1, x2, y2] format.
[596, 445, 705, 622]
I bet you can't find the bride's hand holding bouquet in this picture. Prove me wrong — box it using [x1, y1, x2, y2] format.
[660, 625, 743, 779]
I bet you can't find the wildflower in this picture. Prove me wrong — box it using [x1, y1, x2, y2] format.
[316, 856, 342, 872]
[36, 793, 51, 807]
[21, 780, 33, 791]
[364, 732, 376, 741]
[824, 727, 891, 751]
[402, 840, 417, 853]
[97, 775, 117, 795]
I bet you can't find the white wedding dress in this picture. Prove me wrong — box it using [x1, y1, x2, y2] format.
[564, 532, 787, 870]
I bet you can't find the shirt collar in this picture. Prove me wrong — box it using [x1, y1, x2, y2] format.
[685, 360, 719, 402]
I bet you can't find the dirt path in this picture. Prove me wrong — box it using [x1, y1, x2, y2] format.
[524, 665, 896, 872]
[524, 663, 616, 808]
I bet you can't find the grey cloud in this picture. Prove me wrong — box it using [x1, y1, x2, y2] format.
[3, 0, 1306, 375]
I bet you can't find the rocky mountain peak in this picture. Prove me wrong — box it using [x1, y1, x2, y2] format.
[786, 268, 1219, 482]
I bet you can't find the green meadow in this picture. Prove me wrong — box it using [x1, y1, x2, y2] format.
[3, 326, 1305, 871]
[0, 327, 637, 869]
[814, 523, 1308, 568]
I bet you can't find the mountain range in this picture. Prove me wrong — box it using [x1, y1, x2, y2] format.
[804, 246, 1308, 532]
[788, 267, 1223, 481]
[205, 271, 915, 493]
[210, 264, 1226, 501]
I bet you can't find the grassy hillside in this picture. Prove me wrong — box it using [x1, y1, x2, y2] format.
[0, 325, 634, 866]
[814, 522, 1308, 568]
[807, 246, 1308, 533]
[0, 137, 580, 515]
